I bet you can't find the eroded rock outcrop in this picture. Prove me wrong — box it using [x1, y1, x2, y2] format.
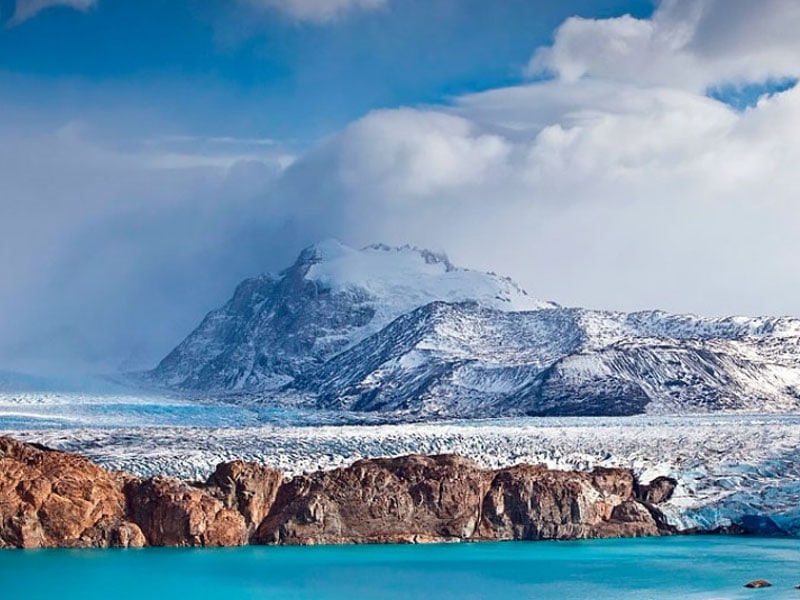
[0, 437, 674, 549]
[636, 476, 678, 505]
[0, 437, 145, 549]
[254, 455, 668, 545]
[254, 454, 487, 545]
[124, 477, 246, 547]
[476, 465, 660, 540]
[206, 460, 284, 539]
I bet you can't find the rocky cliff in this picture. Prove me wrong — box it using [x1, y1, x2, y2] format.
[0, 436, 674, 549]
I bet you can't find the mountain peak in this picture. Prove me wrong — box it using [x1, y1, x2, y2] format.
[289, 239, 550, 314]
[296, 239, 457, 272]
[150, 238, 554, 391]
[361, 243, 456, 272]
[296, 238, 353, 265]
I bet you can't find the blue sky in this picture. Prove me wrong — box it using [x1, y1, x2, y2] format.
[0, 0, 653, 142]
[2, 0, 800, 374]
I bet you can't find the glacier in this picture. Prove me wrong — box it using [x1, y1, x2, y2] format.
[4, 399, 800, 536]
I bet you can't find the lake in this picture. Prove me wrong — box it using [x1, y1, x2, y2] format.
[1, 536, 798, 599]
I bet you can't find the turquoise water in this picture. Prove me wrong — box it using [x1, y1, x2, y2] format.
[2, 537, 799, 599]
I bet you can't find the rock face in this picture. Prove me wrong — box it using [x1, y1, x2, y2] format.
[206, 460, 284, 539]
[476, 465, 659, 541]
[636, 476, 678, 505]
[254, 455, 669, 545]
[0, 437, 674, 549]
[0, 437, 145, 549]
[255, 455, 488, 545]
[124, 477, 246, 547]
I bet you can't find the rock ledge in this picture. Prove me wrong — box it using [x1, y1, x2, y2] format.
[0, 436, 675, 549]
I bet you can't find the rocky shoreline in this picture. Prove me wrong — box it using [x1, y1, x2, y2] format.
[0, 436, 676, 549]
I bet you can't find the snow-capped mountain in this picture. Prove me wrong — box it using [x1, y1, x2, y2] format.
[148, 240, 800, 418]
[149, 240, 552, 392]
[299, 303, 800, 417]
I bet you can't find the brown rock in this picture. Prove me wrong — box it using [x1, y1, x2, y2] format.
[78, 516, 147, 548]
[636, 476, 678, 505]
[254, 454, 487, 545]
[477, 465, 658, 540]
[206, 460, 284, 539]
[255, 456, 664, 545]
[124, 477, 246, 547]
[744, 580, 772, 588]
[1, 437, 673, 549]
[0, 436, 144, 549]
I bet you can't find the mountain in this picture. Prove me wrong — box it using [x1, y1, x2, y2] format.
[148, 240, 552, 392]
[300, 303, 800, 417]
[147, 240, 800, 418]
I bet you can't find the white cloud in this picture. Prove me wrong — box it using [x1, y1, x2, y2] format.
[5, 0, 800, 374]
[239, 0, 387, 24]
[272, 1, 800, 319]
[10, 0, 96, 24]
[329, 109, 510, 197]
[527, 0, 800, 91]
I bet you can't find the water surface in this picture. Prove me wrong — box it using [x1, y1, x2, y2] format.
[2, 536, 799, 599]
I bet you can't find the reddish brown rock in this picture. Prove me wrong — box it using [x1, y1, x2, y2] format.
[206, 460, 284, 538]
[0, 437, 674, 549]
[254, 455, 665, 545]
[636, 476, 678, 505]
[0, 436, 144, 549]
[476, 465, 658, 541]
[124, 477, 246, 547]
[254, 454, 488, 545]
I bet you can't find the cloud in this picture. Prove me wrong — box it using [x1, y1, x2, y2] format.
[238, 0, 387, 24]
[324, 109, 510, 197]
[270, 1, 800, 321]
[10, 0, 96, 24]
[527, 0, 800, 91]
[8, 0, 386, 26]
[0, 116, 296, 373]
[4, 0, 800, 375]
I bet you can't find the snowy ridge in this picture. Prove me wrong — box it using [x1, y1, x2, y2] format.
[303, 240, 543, 313]
[147, 240, 800, 419]
[294, 303, 800, 417]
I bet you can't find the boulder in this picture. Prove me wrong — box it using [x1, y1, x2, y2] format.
[743, 580, 772, 588]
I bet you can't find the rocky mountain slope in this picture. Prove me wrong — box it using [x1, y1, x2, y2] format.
[149, 240, 550, 393]
[0, 436, 672, 548]
[147, 241, 800, 418]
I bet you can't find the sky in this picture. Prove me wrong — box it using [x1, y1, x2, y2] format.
[1, 0, 799, 374]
